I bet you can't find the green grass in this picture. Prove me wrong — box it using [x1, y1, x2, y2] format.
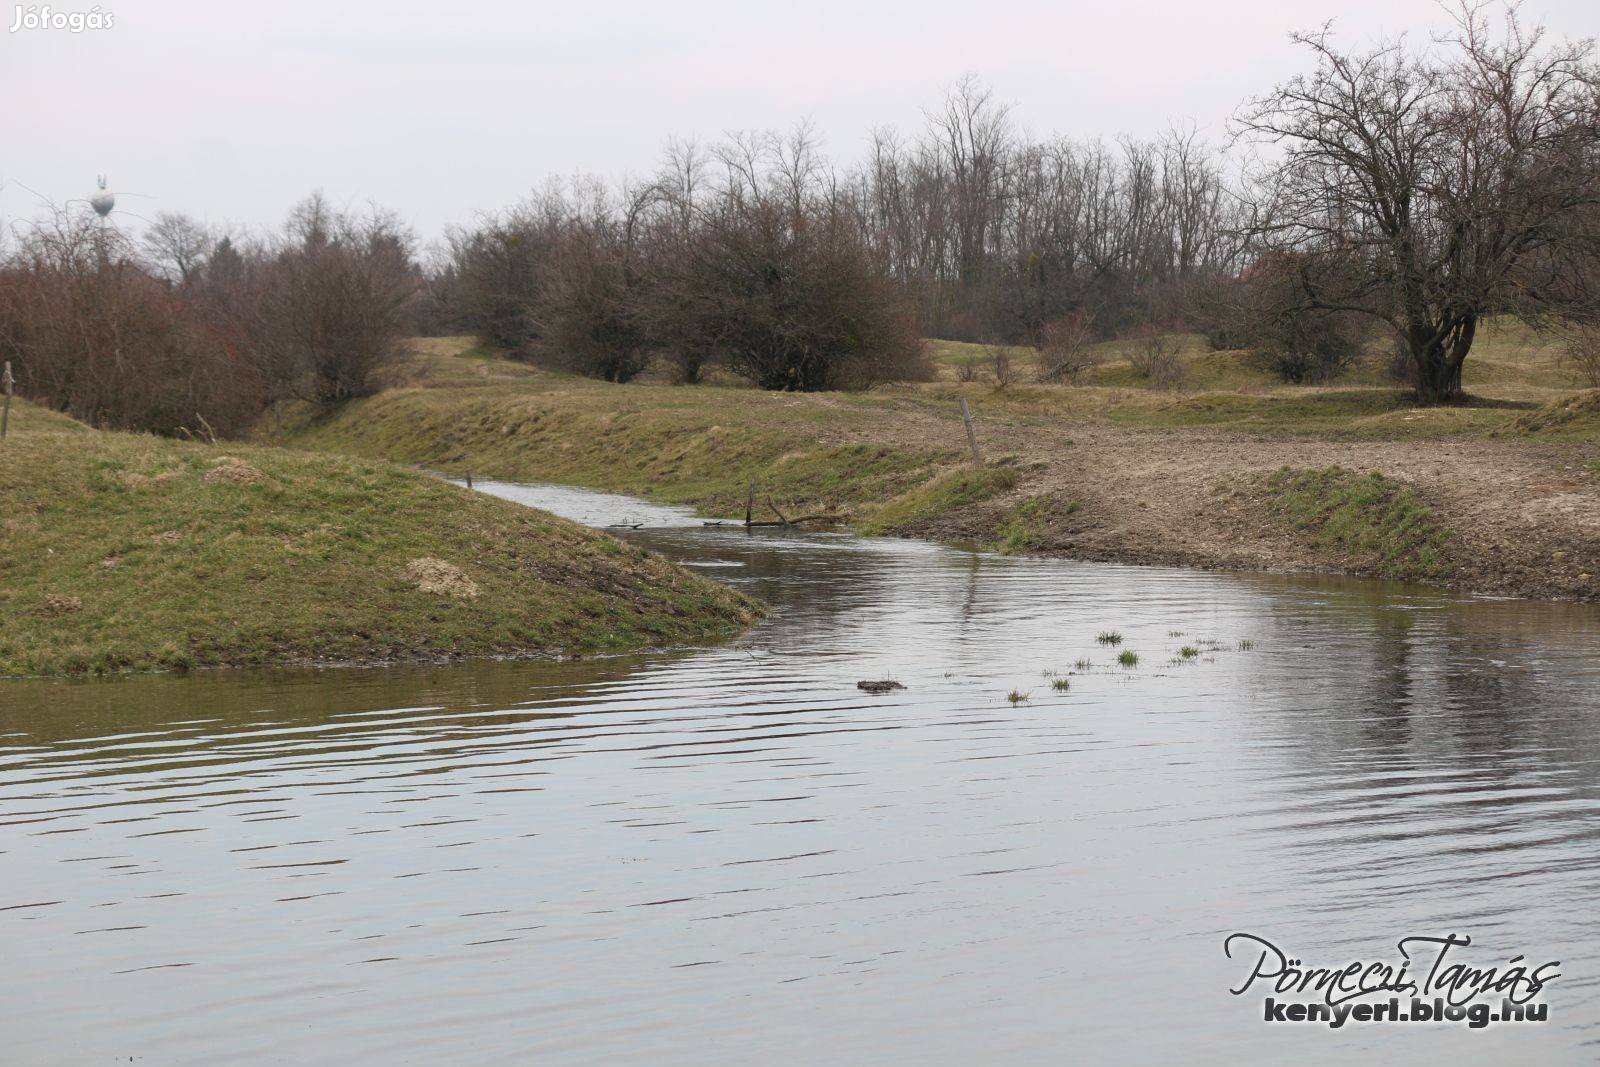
[282, 377, 951, 522]
[991, 495, 1080, 554]
[1051, 678, 1071, 691]
[1097, 631, 1123, 645]
[0, 406, 759, 676]
[1509, 390, 1600, 437]
[1117, 650, 1140, 668]
[1179, 646, 1199, 659]
[1261, 466, 1455, 582]
[857, 465, 1018, 536]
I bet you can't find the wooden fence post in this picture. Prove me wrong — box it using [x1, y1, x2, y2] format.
[959, 398, 982, 465]
[1, 361, 12, 439]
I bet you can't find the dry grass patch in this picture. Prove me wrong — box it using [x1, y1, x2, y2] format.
[406, 557, 480, 599]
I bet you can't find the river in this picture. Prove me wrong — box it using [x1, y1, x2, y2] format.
[3, 480, 1598, 1064]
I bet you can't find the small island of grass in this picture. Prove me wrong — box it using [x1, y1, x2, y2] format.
[0, 402, 760, 677]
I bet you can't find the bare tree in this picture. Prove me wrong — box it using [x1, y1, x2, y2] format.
[1035, 311, 1099, 382]
[536, 179, 655, 383]
[1234, 4, 1600, 402]
[141, 211, 213, 285]
[1556, 321, 1600, 387]
[0, 210, 264, 434]
[987, 343, 1017, 388]
[252, 194, 418, 404]
[1130, 324, 1185, 389]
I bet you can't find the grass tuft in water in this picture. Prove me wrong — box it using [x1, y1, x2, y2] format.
[1117, 650, 1139, 668]
[1051, 678, 1071, 692]
[1007, 689, 1031, 704]
[1096, 631, 1124, 646]
[1179, 646, 1199, 659]
[1238, 639, 1256, 651]
[1073, 658, 1093, 671]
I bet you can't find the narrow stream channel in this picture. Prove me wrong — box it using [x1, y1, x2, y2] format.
[4, 480, 1599, 1063]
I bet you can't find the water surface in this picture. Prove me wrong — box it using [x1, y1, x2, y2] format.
[3, 481, 1599, 1064]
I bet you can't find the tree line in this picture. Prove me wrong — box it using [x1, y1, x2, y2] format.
[1, 2, 1596, 435]
[0, 195, 416, 436]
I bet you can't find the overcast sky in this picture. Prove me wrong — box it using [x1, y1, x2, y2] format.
[3, 0, 1595, 242]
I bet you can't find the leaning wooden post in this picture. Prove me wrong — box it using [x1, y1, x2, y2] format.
[744, 483, 756, 528]
[1, 361, 12, 439]
[958, 397, 982, 465]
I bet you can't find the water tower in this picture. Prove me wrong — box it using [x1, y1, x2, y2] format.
[88, 175, 115, 217]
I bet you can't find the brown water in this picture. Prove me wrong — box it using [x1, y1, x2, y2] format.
[3, 480, 1599, 1064]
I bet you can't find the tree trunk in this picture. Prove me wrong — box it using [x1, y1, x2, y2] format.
[1409, 314, 1475, 405]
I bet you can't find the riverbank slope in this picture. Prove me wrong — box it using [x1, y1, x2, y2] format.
[277, 333, 1600, 601]
[1, 400, 759, 676]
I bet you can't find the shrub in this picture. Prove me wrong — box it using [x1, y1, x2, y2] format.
[1557, 322, 1600, 388]
[537, 212, 652, 383]
[1129, 326, 1185, 389]
[988, 345, 1017, 389]
[1035, 312, 1100, 382]
[657, 195, 929, 391]
[1249, 308, 1368, 384]
[0, 213, 264, 436]
[251, 195, 418, 404]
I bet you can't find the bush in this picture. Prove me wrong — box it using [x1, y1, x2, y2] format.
[247, 196, 418, 404]
[537, 214, 652, 383]
[0, 214, 264, 436]
[1034, 312, 1100, 382]
[1249, 308, 1368, 384]
[988, 345, 1017, 388]
[442, 200, 560, 354]
[1129, 326, 1185, 389]
[656, 195, 929, 391]
[1557, 322, 1600, 388]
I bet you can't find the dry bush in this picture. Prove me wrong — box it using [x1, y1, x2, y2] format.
[1248, 308, 1368, 384]
[251, 195, 418, 404]
[988, 345, 1017, 389]
[652, 166, 929, 391]
[441, 198, 562, 353]
[1557, 323, 1600, 388]
[536, 199, 652, 384]
[1129, 326, 1186, 389]
[0, 213, 265, 436]
[1035, 312, 1099, 382]
[955, 358, 979, 383]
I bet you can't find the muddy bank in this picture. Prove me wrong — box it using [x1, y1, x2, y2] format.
[895, 421, 1599, 601]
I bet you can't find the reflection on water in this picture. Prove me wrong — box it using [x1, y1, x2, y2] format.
[3, 480, 1599, 1064]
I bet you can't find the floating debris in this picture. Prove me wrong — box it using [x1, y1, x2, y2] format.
[856, 680, 905, 693]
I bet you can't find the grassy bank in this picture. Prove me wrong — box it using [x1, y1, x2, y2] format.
[1, 403, 759, 677]
[282, 360, 959, 520]
[274, 333, 1600, 601]
[1256, 466, 1455, 583]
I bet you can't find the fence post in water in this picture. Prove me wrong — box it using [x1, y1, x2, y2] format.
[959, 398, 982, 465]
[744, 483, 756, 528]
[1, 361, 12, 439]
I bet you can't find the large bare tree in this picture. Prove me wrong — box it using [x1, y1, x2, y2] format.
[1234, 3, 1600, 402]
